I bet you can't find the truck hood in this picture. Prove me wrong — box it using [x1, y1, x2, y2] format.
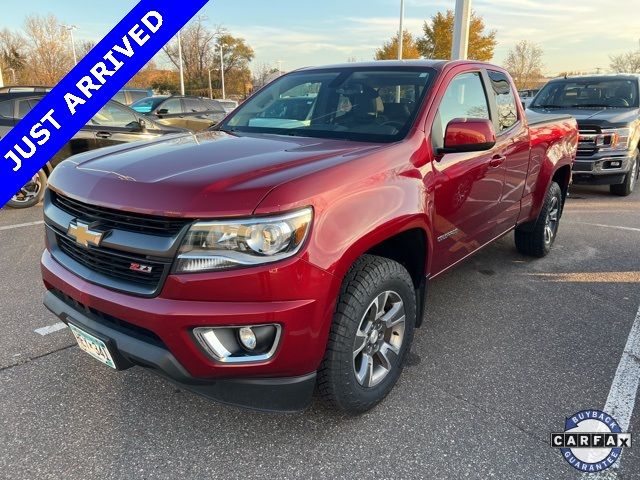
[528, 107, 639, 128]
[48, 131, 381, 218]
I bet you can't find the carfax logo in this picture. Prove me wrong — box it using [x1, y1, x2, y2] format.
[551, 410, 632, 473]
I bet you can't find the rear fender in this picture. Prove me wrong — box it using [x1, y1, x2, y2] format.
[519, 120, 577, 227]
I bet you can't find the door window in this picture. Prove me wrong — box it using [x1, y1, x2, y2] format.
[0, 100, 12, 118]
[129, 91, 149, 104]
[433, 72, 490, 149]
[184, 98, 207, 112]
[160, 98, 183, 114]
[113, 91, 127, 104]
[488, 71, 518, 132]
[16, 98, 40, 119]
[204, 99, 225, 113]
[90, 102, 138, 128]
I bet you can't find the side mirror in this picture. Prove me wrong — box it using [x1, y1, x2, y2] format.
[138, 118, 148, 132]
[439, 118, 496, 154]
[156, 108, 169, 116]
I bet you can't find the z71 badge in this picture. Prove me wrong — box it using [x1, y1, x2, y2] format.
[129, 263, 154, 274]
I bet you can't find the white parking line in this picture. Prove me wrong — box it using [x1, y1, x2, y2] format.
[0, 220, 44, 231]
[566, 221, 640, 233]
[34, 322, 67, 336]
[582, 303, 640, 479]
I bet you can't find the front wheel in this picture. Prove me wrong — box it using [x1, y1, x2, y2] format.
[515, 181, 563, 257]
[610, 152, 638, 196]
[318, 255, 416, 414]
[7, 170, 47, 209]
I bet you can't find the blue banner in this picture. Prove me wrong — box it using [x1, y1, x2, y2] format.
[0, 0, 210, 206]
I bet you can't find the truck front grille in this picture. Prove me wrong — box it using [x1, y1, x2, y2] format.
[51, 191, 189, 236]
[577, 126, 601, 156]
[56, 233, 168, 289]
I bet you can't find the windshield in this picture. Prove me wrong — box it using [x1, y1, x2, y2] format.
[220, 66, 435, 142]
[131, 96, 168, 113]
[531, 79, 639, 109]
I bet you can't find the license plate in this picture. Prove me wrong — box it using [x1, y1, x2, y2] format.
[68, 323, 117, 369]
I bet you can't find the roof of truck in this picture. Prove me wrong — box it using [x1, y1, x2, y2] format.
[549, 73, 640, 82]
[294, 59, 478, 72]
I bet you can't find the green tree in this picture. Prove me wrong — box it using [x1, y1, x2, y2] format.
[375, 31, 421, 60]
[0, 28, 27, 83]
[417, 10, 496, 61]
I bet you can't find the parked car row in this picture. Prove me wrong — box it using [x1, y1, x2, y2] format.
[0, 92, 188, 208]
[130, 95, 227, 131]
[1, 87, 237, 208]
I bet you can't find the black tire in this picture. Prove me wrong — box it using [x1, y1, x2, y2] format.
[318, 254, 416, 414]
[610, 152, 638, 196]
[515, 181, 563, 258]
[7, 169, 47, 209]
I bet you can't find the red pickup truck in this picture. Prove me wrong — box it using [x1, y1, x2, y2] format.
[41, 61, 578, 413]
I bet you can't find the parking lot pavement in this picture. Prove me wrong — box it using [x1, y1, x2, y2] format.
[0, 185, 638, 480]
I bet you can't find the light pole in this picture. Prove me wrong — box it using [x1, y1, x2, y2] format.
[208, 69, 213, 99]
[219, 43, 226, 100]
[451, 0, 472, 60]
[398, 0, 405, 60]
[62, 24, 79, 65]
[177, 31, 185, 95]
[0, 66, 4, 88]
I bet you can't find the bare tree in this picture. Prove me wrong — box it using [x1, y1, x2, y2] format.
[23, 14, 73, 85]
[78, 40, 97, 59]
[163, 16, 254, 96]
[252, 62, 280, 89]
[163, 15, 218, 87]
[504, 40, 544, 90]
[610, 51, 640, 73]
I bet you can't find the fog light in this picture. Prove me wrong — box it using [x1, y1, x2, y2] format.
[238, 327, 257, 351]
[193, 324, 281, 363]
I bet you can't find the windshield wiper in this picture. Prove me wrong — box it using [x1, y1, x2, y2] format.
[568, 104, 609, 109]
[532, 105, 564, 109]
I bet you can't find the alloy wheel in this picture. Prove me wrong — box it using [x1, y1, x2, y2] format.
[12, 174, 43, 205]
[544, 196, 560, 246]
[352, 290, 406, 388]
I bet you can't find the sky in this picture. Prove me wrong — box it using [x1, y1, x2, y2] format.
[1, 0, 639, 76]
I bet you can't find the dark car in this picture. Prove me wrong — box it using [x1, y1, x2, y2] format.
[113, 88, 153, 106]
[529, 74, 640, 196]
[131, 95, 226, 131]
[0, 93, 187, 208]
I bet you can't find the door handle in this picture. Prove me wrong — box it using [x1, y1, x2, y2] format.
[96, 131, 112, 139]
[489, 154, 506, 168]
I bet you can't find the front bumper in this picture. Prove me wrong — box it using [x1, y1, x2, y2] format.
[572, 152, 634, 185]
[44, 289, 316, 412]
[41, 248, 336, 377]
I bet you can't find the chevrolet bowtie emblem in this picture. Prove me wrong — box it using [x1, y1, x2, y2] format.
[68, 221, 104, 248]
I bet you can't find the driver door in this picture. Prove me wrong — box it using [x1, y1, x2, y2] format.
[85, 101, 152, 149]
[430, 71, 506, 274]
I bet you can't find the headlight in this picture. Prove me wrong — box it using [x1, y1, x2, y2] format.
[597, 128, 631, 151]
[175, 207, 313, 273]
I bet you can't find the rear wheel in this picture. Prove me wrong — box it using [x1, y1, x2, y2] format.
[7, 170, 47, 209]
[318, 255, 416, 414]
[610, 152, 638, 196]
[515, 181, 563, 257]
